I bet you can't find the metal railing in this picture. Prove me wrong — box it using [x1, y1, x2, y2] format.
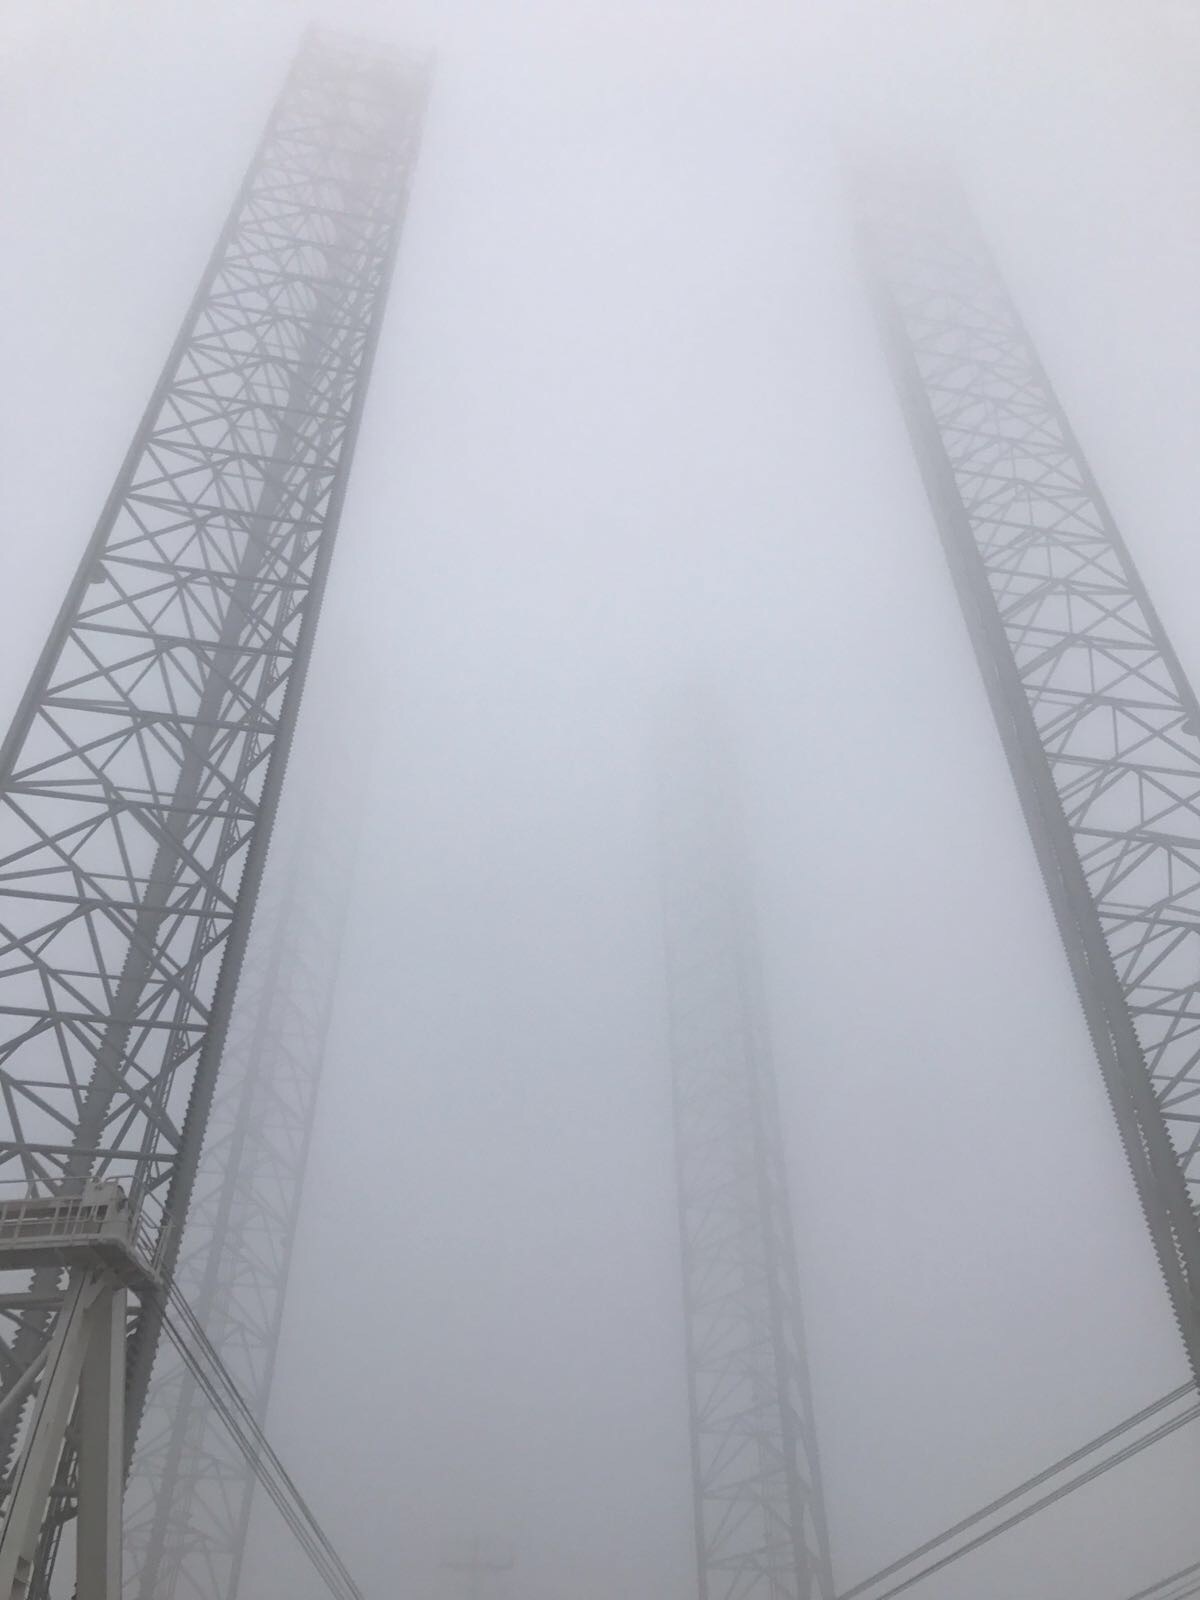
[0, 1179, 170, 1285]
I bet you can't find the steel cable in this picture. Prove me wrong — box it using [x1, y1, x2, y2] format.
[1122, 1557, 1200, 1600]
[158, 1306, 355, 1599]
[839, 1386, 1200, 1600]
[158, 1279, 363, 1600]
[159, 1304, 355, 1599]
[163, 1277, 355, 1585]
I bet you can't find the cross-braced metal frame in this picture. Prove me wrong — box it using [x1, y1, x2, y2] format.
[858, 167, 1200, 1380]
[122, 777, 356, 1600]
[0, 31, 426, 1589]
[659, 711, 834, 1600]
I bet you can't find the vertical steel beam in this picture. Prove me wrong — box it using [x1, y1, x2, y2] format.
[857, 166, 1200, 1380]
[0, 29, 427, 1590]
[77, 1281, 126, 1600]
[0, 1266, 127, 1600]
[0, 1274, 94, 1600]
[658, 707, 834, 1600]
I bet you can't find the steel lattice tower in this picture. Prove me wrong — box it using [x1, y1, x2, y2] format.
[0, 32, 425, 1589]
[120, 771, 356, 1600]
[659, 711, 834, 1600]
[858, 167, 1200, 1381]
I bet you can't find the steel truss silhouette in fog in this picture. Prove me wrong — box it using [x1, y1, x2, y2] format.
[858, 167, 1200, 1384]
[122, 768, 358, 1600]
[659, 709, 834, 1600]
[0, 31, 426, 1595]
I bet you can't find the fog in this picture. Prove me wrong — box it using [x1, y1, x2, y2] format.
[4, 1, 1200, 1596]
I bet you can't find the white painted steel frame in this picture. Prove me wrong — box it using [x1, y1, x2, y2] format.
[0, 31, 426, 1592]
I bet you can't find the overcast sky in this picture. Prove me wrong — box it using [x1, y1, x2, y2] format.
[5, 3, 1200, 1598]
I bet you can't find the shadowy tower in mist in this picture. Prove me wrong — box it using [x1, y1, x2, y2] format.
[121, 734, 360, 1600]
[658, 702, 834, 1600]
[857, 165, 1200, 1385]
[0, 31, 426, 1596]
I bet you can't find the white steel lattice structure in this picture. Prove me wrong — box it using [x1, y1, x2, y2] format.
[659, 712, 833, 1600]
[0, 31, 426, 1591]
[122, 783, 356, 1600]
[859, 168, 1200, 1381]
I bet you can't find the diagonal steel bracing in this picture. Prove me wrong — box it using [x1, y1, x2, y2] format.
[0, 29, 426, 1588]
[857, 166, 1200, 1380]
[121, 776, 357, 1600]
[659, 709, 834, 1600]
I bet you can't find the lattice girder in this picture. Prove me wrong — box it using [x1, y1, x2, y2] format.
[860, 167, 1200, 1375]
[122, 790, 354, 1600]
[0, 31, 426, 1591]
[661, 717, 833, 1600]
